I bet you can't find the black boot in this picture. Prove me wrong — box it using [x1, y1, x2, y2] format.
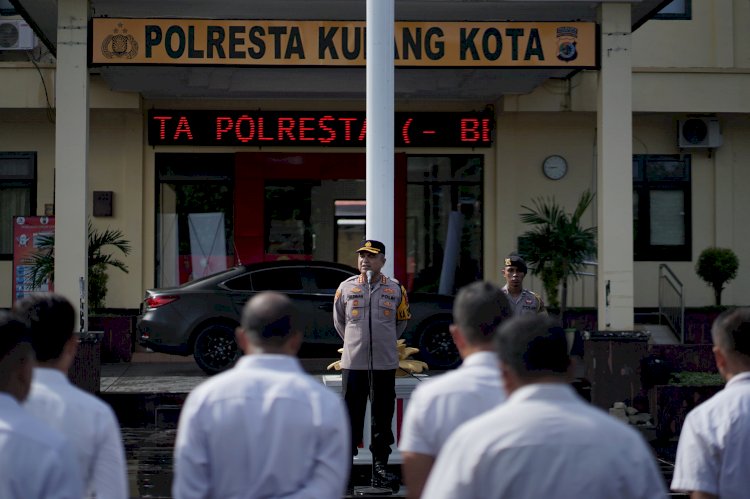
[372, 461, 400, 493]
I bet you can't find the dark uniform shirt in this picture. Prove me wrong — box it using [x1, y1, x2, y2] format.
[501, 285, 548, 316]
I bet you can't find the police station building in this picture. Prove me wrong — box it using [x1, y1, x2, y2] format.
[1, 0, 749, 332]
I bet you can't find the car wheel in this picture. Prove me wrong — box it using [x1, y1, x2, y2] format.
[417, 318, 460, 369]
[192, 323, 240, 375]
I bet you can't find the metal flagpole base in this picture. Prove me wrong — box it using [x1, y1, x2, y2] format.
[354, 485, 393, 496]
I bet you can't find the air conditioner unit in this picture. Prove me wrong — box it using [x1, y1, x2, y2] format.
[678, 118, 723, 149]
[0, 20, 37, 51]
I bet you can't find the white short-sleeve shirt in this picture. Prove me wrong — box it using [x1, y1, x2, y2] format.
[0, 393, 84, 499]
[422, 383, 668, 499]
[24, 368, 128, 499]
[173, 354, 351, 499]
[399, 351, 504, 457]
[672, 371, 750, 498]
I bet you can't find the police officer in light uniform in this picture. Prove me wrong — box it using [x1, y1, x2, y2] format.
[334, 239, 411, 492]
[501, 254, 548, 316]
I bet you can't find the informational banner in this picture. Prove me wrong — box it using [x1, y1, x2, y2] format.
[148, 110, 493, 147]
[92, 18, 597, 68]
[12, 216, 54, 304]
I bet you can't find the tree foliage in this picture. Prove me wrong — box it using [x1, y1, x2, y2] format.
[695, 247, 739, 306]
[518, 190, 597, 316]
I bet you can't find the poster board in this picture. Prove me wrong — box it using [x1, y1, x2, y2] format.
[12, 216, 54, 304]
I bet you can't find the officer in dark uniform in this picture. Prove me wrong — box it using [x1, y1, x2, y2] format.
[501, 254, 548, 316]
[333, 240, 411, 492]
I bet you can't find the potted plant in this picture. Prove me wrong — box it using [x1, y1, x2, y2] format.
[26, 224, 133, 363]
[695, 247, 739, 306]
[24, 222, 131, 311]
[517, 189, 597, 320]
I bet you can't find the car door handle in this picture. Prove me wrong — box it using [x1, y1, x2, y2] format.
[318, 303, 334, 312]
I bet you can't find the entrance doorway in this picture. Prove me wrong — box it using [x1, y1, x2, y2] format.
[153, 152, 484, 293]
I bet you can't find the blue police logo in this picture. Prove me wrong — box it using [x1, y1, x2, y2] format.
[556, 26, 578, 62]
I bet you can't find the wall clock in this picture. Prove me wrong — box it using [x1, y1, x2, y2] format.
[542, 155, 568, 180]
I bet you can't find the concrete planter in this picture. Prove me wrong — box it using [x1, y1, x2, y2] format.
[89, 314, 136, 363]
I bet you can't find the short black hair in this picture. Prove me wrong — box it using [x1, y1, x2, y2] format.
[712, 308, 750, 358]
[0, 312, 32, 361]
[13, 294, 76, 362]
[453, 281, 512, 345]
[495, 315, 570, 379]
[240, 292, 299, 347]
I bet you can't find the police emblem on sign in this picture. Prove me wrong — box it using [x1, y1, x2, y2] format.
[556, 26, 578, 62]
[101, 23, 138, 59]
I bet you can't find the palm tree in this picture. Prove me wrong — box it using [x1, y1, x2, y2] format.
[24, 223, 131, 310]
[518, 190, 597, 318]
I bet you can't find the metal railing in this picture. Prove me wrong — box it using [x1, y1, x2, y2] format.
[524, 260, 598, 309]
[659, 263, 685, 343]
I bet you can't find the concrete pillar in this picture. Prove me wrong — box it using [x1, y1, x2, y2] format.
[597, 4, 633, 330]
[54, 0, 89, 330]
[365, 0, 395, 276]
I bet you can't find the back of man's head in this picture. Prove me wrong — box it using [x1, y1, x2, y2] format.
[453, 281, 512, 346]
[240, 291, 300, 349]
[495, 315, 570, 381]
[712, 308, 750, 368]
[0, 312, 34, 400]
[13, 293, 75, 362]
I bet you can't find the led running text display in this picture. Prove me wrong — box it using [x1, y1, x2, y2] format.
[148, 110, 493, 148]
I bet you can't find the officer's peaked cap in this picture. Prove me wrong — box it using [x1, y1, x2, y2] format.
[356, 239, 386, 255]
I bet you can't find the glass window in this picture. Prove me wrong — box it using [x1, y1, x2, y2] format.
[633, 155, 691, 261]
[654, 0, 691, 20]
[250, 268, 304, 291]
[310, 267, 355, 293]
[0, 152, 36, 259]
[265, 181, 315, 255]
[223, 273, 252, 291]
[156, 153, 234, 286]
[407, 155, 483, 294]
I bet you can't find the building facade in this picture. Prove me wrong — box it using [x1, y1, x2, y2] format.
[1, 1, 748, 325]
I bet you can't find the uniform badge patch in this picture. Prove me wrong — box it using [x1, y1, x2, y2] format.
[352, 309, 359, 317]
[384, 310, 392, 317]
[353, 299, 359, 306]
[352, 287, 361, 293]
[384, 288, 395, 294]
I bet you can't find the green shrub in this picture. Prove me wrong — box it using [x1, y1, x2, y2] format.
[695, 247, 739, 306]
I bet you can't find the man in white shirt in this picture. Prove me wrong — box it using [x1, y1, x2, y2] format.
[422, 314, 667, 499]
[672, 308, 750, 499]
[173, 291, 351, 499]
[16, 294, 128, 499]
[399, 280, 511, 499]
[0, 312, 84, 499]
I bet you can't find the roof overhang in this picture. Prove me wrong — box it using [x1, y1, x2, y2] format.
[10, 0, 669, 102]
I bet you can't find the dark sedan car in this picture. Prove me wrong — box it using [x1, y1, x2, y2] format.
[137, 260, 457, 374]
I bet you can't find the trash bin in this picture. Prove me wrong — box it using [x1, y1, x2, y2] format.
[68, 331, 103, 394]
[583, 330, 650, 410]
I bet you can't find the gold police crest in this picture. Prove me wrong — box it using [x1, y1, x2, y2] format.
[101, 23, 138, 59]
[556, 26, 578, 62]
